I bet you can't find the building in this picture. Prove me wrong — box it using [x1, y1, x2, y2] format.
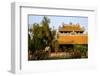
[57, 23, 88, 45]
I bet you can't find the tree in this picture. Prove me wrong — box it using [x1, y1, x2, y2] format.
[41, 16, 59, 52]
[28, 16, 59, 60]
[73, 44, 88, 58]
[41, 16, 50, 44]
[32, 23, 43, 51]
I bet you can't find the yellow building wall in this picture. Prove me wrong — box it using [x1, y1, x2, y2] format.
[58, 35, 88, 44]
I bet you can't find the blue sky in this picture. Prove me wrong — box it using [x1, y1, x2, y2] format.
[28, 15, 88, 31]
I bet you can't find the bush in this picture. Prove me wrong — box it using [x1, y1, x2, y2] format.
[33, 50, 49, 60]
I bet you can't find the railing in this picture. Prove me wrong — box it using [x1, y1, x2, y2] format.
[58, 32, 87, 36]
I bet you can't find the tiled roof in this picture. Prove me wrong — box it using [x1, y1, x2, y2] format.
[59, 24, 84, 32]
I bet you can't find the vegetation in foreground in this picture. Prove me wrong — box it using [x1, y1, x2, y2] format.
[28, 16, 88, 60]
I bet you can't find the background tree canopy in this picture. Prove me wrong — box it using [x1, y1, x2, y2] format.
[28, 16, 57, 53]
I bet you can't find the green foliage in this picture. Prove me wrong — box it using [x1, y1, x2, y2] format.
[73, 44, 88, 58]
[28, 16, 59, 60]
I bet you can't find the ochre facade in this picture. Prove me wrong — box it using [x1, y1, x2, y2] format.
[57, 23, 88, 44]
